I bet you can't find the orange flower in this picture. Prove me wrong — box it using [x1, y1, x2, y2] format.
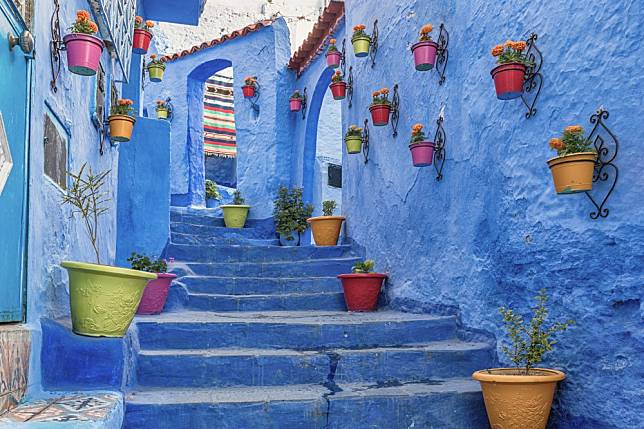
[513, 41, 527, 51]
[329, 38, 336, 44]
[135, 16, 143, 24]
[89, 21, 98, 33]
[412, 123, 423, 131]
[549, 138, 564, 150]
[381, 88, 389, 94]
[504, 40, 514, 48]
[420, 24, 433, 34]
[372, 91, 380, 97]
[491, 45, 503, 57]
[564, 125, 583, 134]
[76, 10, 90, 22]
[118, 99, 127, 106]
[126, 99, 134, 106]
[335, 70, 341, 75]
[146, 20, 154, 28]
[150, 54, 157, 60]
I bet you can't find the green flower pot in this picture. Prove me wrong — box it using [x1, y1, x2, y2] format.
[156, 107, 169, 119]
[345, 136, 363, 154]
[61, 261, 156, 337]
[352, 36, 371, 57]
[220, 204, 251, 228]
[147, 64, 165, 82]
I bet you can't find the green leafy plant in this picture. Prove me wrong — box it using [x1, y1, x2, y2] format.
[290, 90, 303, 100]
[345, 124, 362, 139]
[110, 99, 135, 117]
[331, 70, 344, 84]
[352, 260, 375, 273]
[232, 190, 245, 205]
[205, 179, 221, 201]
[134, 16, 154, 31]
[491, 40, 533, 67]
[127, 252, 169, 273]
[370, 88, 391, 106]
[273, 186, 313, 238]
[410, 123, 427, 145]
[244, 76, 257, 87]
[60, 163, 111, 264]
[327, 38, 338, 53]
[322, 200, 337, 217]
[147, 54, 166, 69]
[499, 289, 574, 375]
[549, 125, 594, 157]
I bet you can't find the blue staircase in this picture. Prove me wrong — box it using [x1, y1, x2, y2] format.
[124, 209, 493, 428]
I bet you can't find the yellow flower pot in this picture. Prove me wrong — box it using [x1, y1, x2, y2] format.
[156, 107, 169, 120]
[345, 136, 362, 154]
[147, 64, 165, 82]
[547, 152, 597, 194]
[108, 115, 136, 142]
[352, 36, 371, 57]
[220, 205, 250, 228]
[307, 216, 345, 246]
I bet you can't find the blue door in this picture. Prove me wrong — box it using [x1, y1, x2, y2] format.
[0, 1, 30, 322]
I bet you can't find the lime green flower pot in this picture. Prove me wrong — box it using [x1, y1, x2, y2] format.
[345, 136, 363, 154]
[220, 205, 251, 228]
[352, 36, 371, 57]
[147, 64, 165, 82]
[156, 107, 169, 119]
[61, 261, 156, 337]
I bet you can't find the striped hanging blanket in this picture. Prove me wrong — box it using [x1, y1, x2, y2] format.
[203, 73, 236, 158]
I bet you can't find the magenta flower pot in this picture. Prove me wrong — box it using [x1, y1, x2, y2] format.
[409, 142, 435, 167]
[326, 51, 342, 69]
[411, 41, 438, 71]
[136, 273, 176, 315]
[63, 33, 105, 76]
[290, 98, 302, 112]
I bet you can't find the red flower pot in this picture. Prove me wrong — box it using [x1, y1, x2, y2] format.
[338, 273, 387, 312]
[329, 82, 347, 100]
[136, 273, 176, 315]
[242, 85, 256, 98]
[369, 104, 392, 126]
[133, 29, 153, 54]
[409, 142, 436, 167]
[491, 62, 526, 100]
[326, 51, 342, 69]
[290, 98, 302, 112]
[411, 41, 438, 71]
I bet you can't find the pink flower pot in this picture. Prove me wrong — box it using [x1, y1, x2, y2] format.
[491, 62, 527, 100]
[409, 142, 436, 167]
[133, 29, 153, 54]
[326, 51, 342, 69]
[411, 41, 438, 71]
[290, 98, 302, 112]
[369, 104, 391, 126]
[136, 273, 176, 315]
[329, 82, 347, 100]
[242, 85, 256, 98]
[63, 33, 104, 76]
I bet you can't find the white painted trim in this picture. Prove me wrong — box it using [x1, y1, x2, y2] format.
[0, 112, 14, 196]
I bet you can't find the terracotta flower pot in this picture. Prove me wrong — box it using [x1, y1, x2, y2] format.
[326, 51, 342, 68]
[133, 29, 153, 54]
[63, 33, 104, 76]
[108, 115, 136, 142]
[409, 142, 436, 167]
[547, 152, 597, 194]
[307, 216, 345, 246]
[136, 273, 177, 315]
[369, 104, 391, 126]
[156, 108, 169, 120]
[491, 62, 527, 100]
[411, 41, 438, 71]
[337, 273, 387, 311]
[220, 204, 250, 228]
[147, 64, 165, 82]
[329, 82, 347, 100]
[242, 85, 256, 98]
[472, 368, 565, 429]
[290, 98, 302, 112]
[352, 36, 371, 57]
[345, 136, 362, 154]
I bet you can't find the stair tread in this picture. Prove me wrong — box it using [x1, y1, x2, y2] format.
[188, 291, 343, 298]
[180, 275, 340, 280]
[176, 256, 360, 264]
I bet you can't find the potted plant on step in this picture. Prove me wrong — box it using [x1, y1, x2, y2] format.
[108, 99, 136, 142]
[473, 289, 574, 429]
[329, 70, 347, 100]
[242, 76, 258, 97]
[307, 200, 345, 246]
[60, 164, 155, 337]
[133, 16, 154, 54]
[290, 90, 304, 112]
[205, 179, 221, 208]
[155, 99, 170, 120]
[351, 24, 371, 57]
[408, 123, 435, 167]
[490, 40, 531, 100]
[128, 253, 176, 315]
[338, 260, 387, 311]
[547, 125, 597, 194]
[369, 88, 392, 126]
[220, 190, 250, 228]
[411, 24, 438, 71]
[326, 38, 341, 68]
[63, 10, 104, 76]
[345, 125, 363, 154]
[147, 54, 166, 82]
[273, 186, 313, 246]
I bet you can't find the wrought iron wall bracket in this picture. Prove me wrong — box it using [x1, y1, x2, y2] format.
[341, 38, 347, 75]
[369, 20, 378, 68]
[435, 23, 449, 85]
[583, 107, 619, 219]
[50, 0, 65, 92]
[362, 118, 370, 164]
[433, 113, 446, 181]
[247, 79, 261, 113]
[301, 87, 308, 120]
[347, 66, 354, 108]
[390, 84, 400, 137]
[520, 33, 543, 119]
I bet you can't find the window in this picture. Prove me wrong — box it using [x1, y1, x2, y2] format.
[92, 63, 106, 129]
[12, 0, 33, 28]
[328, 163, 342, 188]
[43, 112, 68, 190]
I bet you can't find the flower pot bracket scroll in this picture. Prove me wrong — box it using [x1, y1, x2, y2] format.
[432, 110, 447, 181]
[244, 77, 261, 113]
[520, 33, 543, 118]
[362, 118, 370, 164]
[391, 84, 400, 137]
[369, 20, 378, 68]
[430, 23, 449, 85]
[340, 39, 355, 108]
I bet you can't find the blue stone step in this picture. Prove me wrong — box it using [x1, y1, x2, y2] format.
[173, 257, 361, 277]
[124, 379, 487, 429]
[185, 291, 347, 311]
[171, 232, 278, 246]
[170, 222, 275, 239]
[166, 244, 354, 263]
[170, 211, 274, 232]
[135, 311, 456, 350]
[180, 276, 342, 295]
[136, 341, 494, 388]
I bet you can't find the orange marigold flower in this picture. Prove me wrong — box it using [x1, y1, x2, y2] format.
[549, 138, 564, 150]
[150, 54, 157, 59]
[491, 45, 503, 57]
[564, 125, 583, 133]
[89, 22, 98, 33]
[381, 88, 389, 94]
[329, 38, 336, 44]
[77, 10, 91, 22]
[335, 70, 341, 75]
[135, 16, 143, 24]
[504, 40, 514, 48]
[146, 20, 154, 28]
[513, 41, 527, 51]
[412, 123, 423, 131]
[372, 91, 380, 97]
[420, 24, 433, 34]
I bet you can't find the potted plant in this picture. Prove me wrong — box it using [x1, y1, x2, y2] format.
[205, 179, 221, 208]
[127, 253, 176, 315]
[547, 125, 597, 194]
[220, 190, 250, 228]
[329, 70, 347, 100]
[242, 76, 258, 98]
[273, 186, 313, 247]
[351, 24, 371, 57]
[326, 38, 341, 68]
[60, 164, 155, 337]
[290, 90, 304, 112]
[408, 123, 435, 167]
[472, 289, 574, 429]
[411, 24, 438, 71]
[337, 260, 387, 312]
[369, 88, 392, 126]
[155, 99, 170, 120]
[63, 10, 104, 76]
[490, 40, 531, 100]
[345, 125, 363, 154]
[307, 200, 345, 246]
[133, 16, 154, 54]
[147, 54, 166, 82]
[108, 99, 136, 142]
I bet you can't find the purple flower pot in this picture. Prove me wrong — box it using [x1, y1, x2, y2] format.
[409, 142, 435, 167]
[136, 273, 176, 315]
[411, 41, 438, 71]
[290, 98, 302, 112]
[63, 33, 105, 76]
[326, 51, 342, 68]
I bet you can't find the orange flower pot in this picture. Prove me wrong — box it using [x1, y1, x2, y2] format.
[108, 115, 136, 142]
[307, 216, 345, 246]
[547, 152, 597, 194]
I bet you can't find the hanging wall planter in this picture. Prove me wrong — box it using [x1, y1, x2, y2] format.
[133, 17, 154, 54]
[344, 124, 364, 154]
[63, 10, 104, 76]
[146, 54, 166, 82]
[220, 190, 250, 228]
[329, 70, 347, 100]
[411, 24, 438, 71]
[351, 24, 371, 57]
[326, 38, 342, 68]
[242, 76, 258, 97]
[369, 87, 392, 126]
[108, 99, 136, 142]
[290, 90, 304, 111]
[155, 99, 171, 120]
[338, 260, 387, 312]
[547, 125, 597, 194]
[408, 123, 435, 167]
